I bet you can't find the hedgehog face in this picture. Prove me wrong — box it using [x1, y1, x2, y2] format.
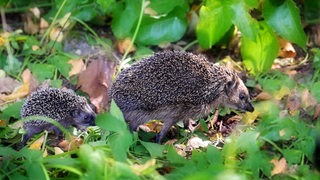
[223, 77, 254, 112]
[71, 104, 96, 130]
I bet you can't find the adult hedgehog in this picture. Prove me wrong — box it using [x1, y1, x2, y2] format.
[110, 51, 254, 143]
[21, 88, 96, 144]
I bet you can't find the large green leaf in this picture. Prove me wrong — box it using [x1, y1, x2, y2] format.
[28, 63, 55, 81]
[241, 22, 279, 75]
[111, 0, 141, 39]
[196, 0, 233, 49]
[231, 0, 259, 41]
[136, 12, 187, 45]
[47, 55, 71, 78]
[149, 0, 188, 14]
[263, 0, 307, 49]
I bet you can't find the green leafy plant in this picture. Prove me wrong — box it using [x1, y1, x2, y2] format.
[196, 0, 307, 75]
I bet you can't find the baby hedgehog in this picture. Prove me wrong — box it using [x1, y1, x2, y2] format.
[21, 88, 96, 144]
[110, 51, 254, 143]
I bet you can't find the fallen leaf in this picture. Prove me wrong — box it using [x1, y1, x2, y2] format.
[270, 158, 287, 176]
[313, 104, 320, 120]
[78, 59, 116, 112]
[0, 77, 21, 94]
[286, 91, 301, 116]
[278, 37, 296, 58]
[50, 27, 63, 42]
[186, 136, 211, 149]
[275, 86, 291, 100]
[0, 120, 6, 127]
[29, 135, 45, 150]
[117, 38, 136, 54]
[57, 13, 72, 29]
[29, 7, 41, 18]
[301, 89, 317, 108]
[58, 136, 83, 151]
[54, 147, 64, 155]
[0, 69, 36, 102]
[23, 13, 39, 34]
[131, 159, 156, 176]
[243, 110, 260, 125]
[143, 120, 163, 133]
[255, 91, 273, 101]
[68, 59, 86, 77]
[39, 18, 49, 34]
[0, 36, 5, 46]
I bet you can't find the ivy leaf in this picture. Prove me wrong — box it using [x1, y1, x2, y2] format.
[263, 0, 307, 49]
[241, 22, 279, 75]
[196, 0, 233, 49]
[231, 0, 259, 41]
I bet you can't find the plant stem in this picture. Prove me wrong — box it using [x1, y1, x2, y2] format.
[40, 0, 67, 45]
[120, 0, 145, 66]
[261, 137, 284, 155]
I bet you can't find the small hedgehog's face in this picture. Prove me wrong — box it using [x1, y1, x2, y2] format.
[71, 103, 96, 130]
[223, 77, 254, 112]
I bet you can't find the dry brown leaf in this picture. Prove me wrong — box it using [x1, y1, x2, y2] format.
[144, 121, 163, 133]
[255, 91, 273, 101]
[29, 135, 45, 150]
[286, 92, 301, 116]
[270, 158, 287, 176]
[50, 28, 63, 42]
[39, 18, 49, 34]
[29, 7, 40, 18]
[68, 59, 86, 77]
[0, 77, 21, 94]
[54, 147, 64, 155]
[278, 37, 296, 58]
[24, 14, 39, 34]
[0, 69, 36, 102]
[0, 120, 6, 127]
[313, 104, 320, 119]
[58, 136, 83, 151]
[117, 38, 136, 54]
[78, 59, 116, 112]
[301, 89, 317, 108]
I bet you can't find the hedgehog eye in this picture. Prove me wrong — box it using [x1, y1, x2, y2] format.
[239, 93, 246, 100]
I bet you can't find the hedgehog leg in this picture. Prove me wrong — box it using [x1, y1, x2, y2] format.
[52, 126, 64, 140]
[156, 119, 175, 144]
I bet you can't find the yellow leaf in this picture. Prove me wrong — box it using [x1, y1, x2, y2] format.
[244, 110, 260, 125]
[0, 36, 5, 47]
[131, 159, 156, 175]
[117, 38, 136, 54]
[29, 135, 45, 150]
[68, 59, 85, 77]
[0, 69, 32, 102]
[50, 28, 63, 42]
[275, 86, 291, 100]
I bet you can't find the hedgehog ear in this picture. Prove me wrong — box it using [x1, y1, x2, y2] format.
[225, 80, 236, 96]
